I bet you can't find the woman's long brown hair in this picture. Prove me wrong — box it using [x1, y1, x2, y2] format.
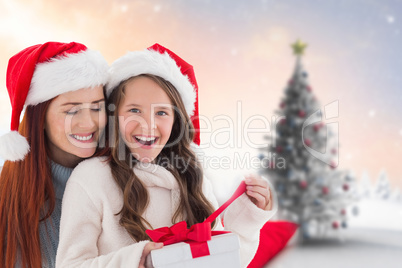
[107, 74, 216, 241]
[0, 102, 53, 268]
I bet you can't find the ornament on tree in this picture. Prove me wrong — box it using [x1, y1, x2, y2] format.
[299, 180, 308, 189]
[276, 146, 283, 153]
[332, 221, 339, 229]
[298, 110, 306, 118]
[304, 139, 312, 147]
[268, 161, 275, 169]
[343, 184, 349, 191]
[306, 85, 312, 92]
[280, 102, 286, 108]
[313, 123, 321, 132]
[341, 209, 346, 216]
[322, 186, 329, 195]
[330, 161, 337, 169]
[341, 222, 347, 228]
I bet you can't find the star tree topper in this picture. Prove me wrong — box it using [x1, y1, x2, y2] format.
[291, 39, 308, 55]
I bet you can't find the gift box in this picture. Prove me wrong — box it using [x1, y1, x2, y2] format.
[147, 233, 240, 268]
[146, 181, 247, 268]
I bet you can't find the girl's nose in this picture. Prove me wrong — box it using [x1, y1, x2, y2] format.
[142, 114, 156, 130]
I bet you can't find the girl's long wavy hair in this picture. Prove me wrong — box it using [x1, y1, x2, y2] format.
[107, 74, 216, 241]
[0, 102, 53, 268]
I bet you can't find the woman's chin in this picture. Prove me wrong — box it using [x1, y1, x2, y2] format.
[74, 148, 97, 159]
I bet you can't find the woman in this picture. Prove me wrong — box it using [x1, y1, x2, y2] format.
[0, 41, 109, 268]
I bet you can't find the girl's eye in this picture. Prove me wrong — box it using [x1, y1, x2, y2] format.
[129, 108, 140, 113]
[156, 111, 168, 116]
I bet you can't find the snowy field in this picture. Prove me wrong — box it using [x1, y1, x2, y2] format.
[266, 227, 402, 268]
[266, 198, 402, 268]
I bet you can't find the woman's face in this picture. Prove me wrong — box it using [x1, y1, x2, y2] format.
[118, 76, 175, 163]
[45, 86, 106, 167]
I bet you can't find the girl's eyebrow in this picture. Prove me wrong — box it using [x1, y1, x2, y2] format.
[126, 103, 141, 107]
[62, 98, 105, 106]
[124, 104, 173, 110]
[155, 106, 172, 110]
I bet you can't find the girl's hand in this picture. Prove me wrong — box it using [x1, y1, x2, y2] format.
[139, 242, 163, 268]
[244, 174, 273, 211]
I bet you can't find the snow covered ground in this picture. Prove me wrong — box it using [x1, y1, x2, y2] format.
[265, 198, 402, 268]
[266, 227, 402, 268]
[348, 199, 402, 231]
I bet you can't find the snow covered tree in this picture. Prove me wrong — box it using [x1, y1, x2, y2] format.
[359, 171, 373, 199]
[390, 188, 402, 203]
[260, 40, 356, 241]
[374, 170, 391, 200]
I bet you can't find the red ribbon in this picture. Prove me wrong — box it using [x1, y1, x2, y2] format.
[146, 181, 247, 258]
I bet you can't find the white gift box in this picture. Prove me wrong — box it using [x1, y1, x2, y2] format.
[147, 233, 240, 268]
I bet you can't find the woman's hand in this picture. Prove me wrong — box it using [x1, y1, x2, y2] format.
[244, 174, 273, 211]
[139, 242, 164, 268]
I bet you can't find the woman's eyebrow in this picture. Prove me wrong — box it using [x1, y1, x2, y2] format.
[92, 98, 105, 104]
[61, 98, 105, 106]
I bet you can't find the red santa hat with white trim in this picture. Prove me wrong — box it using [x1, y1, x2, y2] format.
[106, 43, 201, 145]
[0, 41, 109, 162]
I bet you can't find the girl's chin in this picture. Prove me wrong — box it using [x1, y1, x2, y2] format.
[131, 154, 156, 163]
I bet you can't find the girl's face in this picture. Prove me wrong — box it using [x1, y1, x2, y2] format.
[45, 86, 106, 167]
[118, 76, 175, 163]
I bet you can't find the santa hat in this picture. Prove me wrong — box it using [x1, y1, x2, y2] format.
[0, 41, 109, 162]
[106, 43, 200, 145]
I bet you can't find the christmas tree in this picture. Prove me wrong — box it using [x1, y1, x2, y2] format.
[260, 40, 356, 241]
[374, 170, 391, 200]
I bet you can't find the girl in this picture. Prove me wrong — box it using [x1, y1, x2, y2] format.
[56, 44, 277, 268]
[0, 42, 109, 268]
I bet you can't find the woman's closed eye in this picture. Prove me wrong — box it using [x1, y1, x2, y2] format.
[91, 103, 105, 112]
[65, 108, 79, 115]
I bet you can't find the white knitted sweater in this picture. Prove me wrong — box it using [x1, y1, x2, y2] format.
[56, 157, 277, 268]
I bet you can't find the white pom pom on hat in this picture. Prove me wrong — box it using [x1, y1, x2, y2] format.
[0, 41, 109, 162]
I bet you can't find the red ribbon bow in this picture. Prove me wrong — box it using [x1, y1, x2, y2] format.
[146, 181, 247, 258]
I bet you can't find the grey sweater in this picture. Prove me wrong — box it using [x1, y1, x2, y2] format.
[38, 161, 73, 268]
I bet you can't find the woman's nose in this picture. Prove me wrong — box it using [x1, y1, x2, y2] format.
[77, 109, 96, 129]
